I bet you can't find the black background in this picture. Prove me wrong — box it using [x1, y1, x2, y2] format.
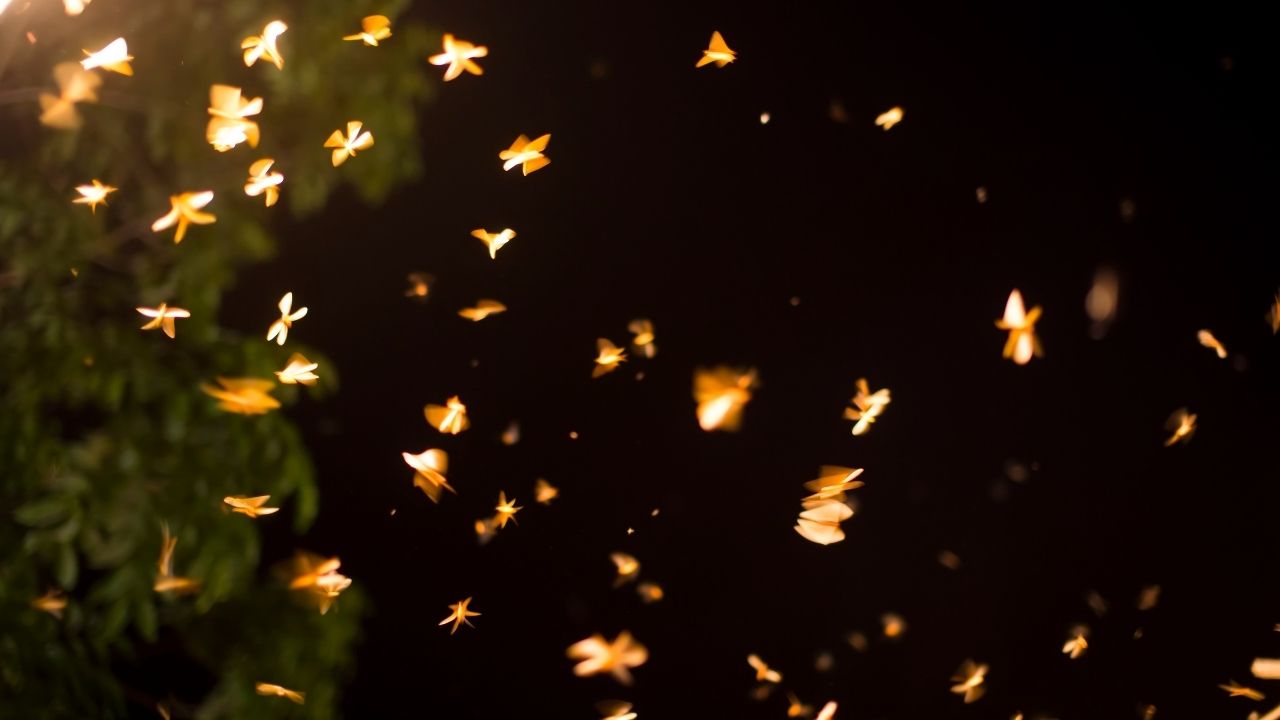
[224, 2, 1279, 717]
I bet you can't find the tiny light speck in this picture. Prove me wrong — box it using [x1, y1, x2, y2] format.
[789, 296, 801, 306]
[568, 430, 579, 440]
[976, 186, 988, 203]
[759, 112, 770, 124]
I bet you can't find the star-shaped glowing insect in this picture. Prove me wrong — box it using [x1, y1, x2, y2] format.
[628, 319, 657, 358]
[201, 377, 280, 415]
[428, 33, 488, 81]
[458, 299, 507, 321]
[950, 660, 988, 703]
[39, 62, 101, 129]
[344, 15, 392, 46]
[567, 631, 648, 684]
[266, 292, 308, 345]
[1220, 681, 1265, 701]
[402, 448, 455, 502]
[636, 582, 664, 603]
[803, 466, 865, 501]
[31, 589, 67, 619]
[223, 495, 279, 518]
[795, 498, 853, 545]
[594, 338, 628, 378]
[1062, 625, 1089, 659]
[154, 523, 200, 594]
[785, 692, 814, 718]
[694, 366, 758, 431]
[325, 121, 374, 167]
[494, 491, 522, 528]
[136, 303, 190, 339]
[535, 478, 559, 504]
[242, 20, 287, 69]
[472, 227, 515, 259]
[151, 191, 215, 243]
[875, 106, 904, 131]
[73, 179, 116, 212]
[844, 378, 891, 436]
[500, 133, 551, 175]
[1197, 329, 1227, 359]
[275, 353, 319, 385]
[697, 30, 735, 68]
[747, 654, 782, 683]
[255, 682, 305, 704]
[245, 158, 283, 206]
[597, 701, 638, 720]
[816, 701, 838, 720]
[1164, 407, 1197, 447]
[439, 597, 480, 634]
[995, 289, 1043, 365]
[207, 84, 263, 151]
[81, 37, 132, 75]
[611, 552, 640, 586]
[405, 272, 433, 299]
[287, 552, 352, 614]
[424, 395, 470, 434]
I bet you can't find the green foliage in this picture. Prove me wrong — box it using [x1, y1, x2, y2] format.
[0, 1, 435, 716]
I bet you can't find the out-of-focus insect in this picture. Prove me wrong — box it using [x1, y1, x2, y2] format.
[693, 366, 758, 431]
[1163, 408, 1197, 447]
[81, 38, 132, 75]
[1197, 329, 1227, 359]
[207, 84, 262, 151]
[594, 338, 628, 378]
[611, 552, 640, 586]
[275, 353, 319, 385]
[567, 631, 648, 684]
[223, 495, 279, 518]
[39, 62, 100, 129]
[747, 654, 782, 683]
[429, 33, 488, 81]
[950, 660, 988, 703]
[1219, 681, 1264, 701]
[696, 31, 735, 68]
[458, 299, 507, 321]
[995, 289, 1043, 365]
[875, 106, 903, 130]
[405, 272, 434, 300]
[31, 589, 67, 618]
[344, 15, 392, 46]
[136, 303, 190, 339]
[266, 292, 308, 346]
[439, 597, 481, 634]
[245, 158, 283, 206]
[597, 701, 638, 720]
[255, 682, 304, 704]
[242, 21, 287, 69]
[844, 379, 891, 436]
[402, 449, 455, 502]
[472, 227, 515, 259]
[628, 319, 657, 358]
[325, 121, 374, 167]
[154, 523, 199, 594]
[535, 478, 559, 504]
[1062, 625, 1089, 659]
[494, 491, 522, 528]
[73, 179, 116, 212]
[201, 377, 280, 415]
[794, 498, 852, 545]
[151, 191, 215, 243]
[500, 133, 551, 175]
[425, 395, 470, 434]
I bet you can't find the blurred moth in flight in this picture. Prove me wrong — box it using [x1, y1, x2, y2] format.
[816, 701, 838, 720]
[429, 33, 488, 81]
[81, 38, 132, 75]
[201, 377, 280, 415]
[494, 491, 522, 528]
[1197, 329, 1227, 359]
[344, 15, 392, 46]
[73, 179, 116, 212]
[472, 227, 515, 259]
[136, 303, 190, 339]
[275, 353, 319, 385]
[597, 701, 638, 720]
[151, 191, 215, 243]
[1062, 625, 1089, 659]
[500, 133, 551, 175]
[206, 84, 262, 151]
[875, 106, 904, 131]
[402, 448, 455, 502]
[245, 158, 283, 206]
[747, 654, 782, 683]
[804, 466, 864, 501]
[39, 62, 100, 129]
[266, 292, 308, 345]
[474, 516, 498, 545]
[31, 589, 67, 619]
[154, 523, 199, 594]
[628, 319, 657, 358]
[405, 272, 434, 300]
[1086, 267, 1119, 339]
[795, 498, 853, 545]
[881, 612, 907, 639]
[242, 20, 287, 69]
[696, 30, 735, 68]
[439, 597, 481, 634]
[1251, 658, 1280, 680]
[287, 552, 352, 614]
[1163, 407, 1196, 446]
[223, 495, 279, 518]
[425, 395, 470, 434]
[636, 581, 664, 603]
[567, 631, 648, 684]
[950, 659, 988, 703]
[594, 338, 628, 378]
[844, 378, 891, 436]
[785, 692, 813, 718]
[535, 478, 559, 504]
[693, 366, 758, 431]
[611, 552, 640, 586]
[995, 289, 1043, 365]
[458, 299, 507, 321]
[255, 683, 305, 704]
[325, 121, 374, 166]
[1219, 681, 1265, 701]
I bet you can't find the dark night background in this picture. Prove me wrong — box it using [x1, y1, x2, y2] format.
[219, 2, 1278, 717]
